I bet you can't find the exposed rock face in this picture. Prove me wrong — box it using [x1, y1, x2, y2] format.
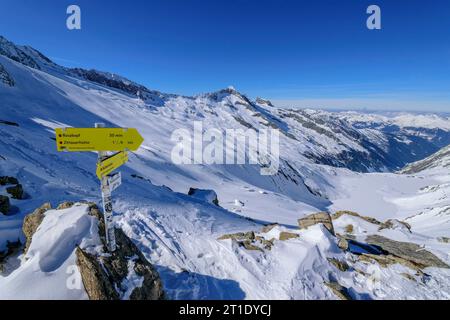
[218, 231, 256, 241]
[261, 223, 279, 233]
[332, 210, 383, 225]
[0, 195, 10, 215]
[365, 235, 449, 269]
[358, 253, 422, 273]
[76, 228, 164, 300]
[218, 231, 274, 251]
[255, 97, 275, 108]
[327, 258, 350, 272]
[0, 176, 18, 186]
[337, 236, 349, 251]
[298, 212, 335, 235]
[324, 281, 352, 300]
[22, 203, 51, 254]
[56, 201, 75, 210]
[6, 184, 24, 200]
[0, 36, 41, 69]
[187, 188, 219, 206]
[438, 237, 450, 244]
[0, 63, 14, 87]
[0, 240, 21, 273]
[75, 203, 165, 300]
[378, 219, 411, 232]
[279, 232, 299, 241]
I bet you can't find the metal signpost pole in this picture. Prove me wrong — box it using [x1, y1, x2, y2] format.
[95, 123, 117, 252]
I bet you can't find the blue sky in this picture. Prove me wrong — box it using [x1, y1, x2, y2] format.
[0, 0, 449, 112]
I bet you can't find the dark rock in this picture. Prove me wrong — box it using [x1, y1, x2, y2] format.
[279, 232, 299, 241]
[0, 195, 10, 215]
[0, 240, 22, 273]
[0, 176, 19, 186]
[332, 210, 383, 225]
[324, 281, 352, 300]
[327, 258, 350, 272]
[298, 212, 335, 235]
[379, 219, 411, 232]
[365, 235, 449, 269]
[0, 120, 19, 127]
[217, 231, 255, 241]
[261, 223, 279, 233]
[240, 240, 263, 252]
[337, 236, 349, 251]
[0, 62, 15, 86]
[6, 184, 24, 199]
[188, 188, 219, 206]
[437, 237, 450, 244]
[57, 201, 75, 210]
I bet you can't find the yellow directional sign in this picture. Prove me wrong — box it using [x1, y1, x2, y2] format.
[55, 128, 144, 152]
[96, 151, 128, 180]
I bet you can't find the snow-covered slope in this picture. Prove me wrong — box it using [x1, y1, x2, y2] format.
[1, 36, 449, 300]
[401, 145, 450, 174]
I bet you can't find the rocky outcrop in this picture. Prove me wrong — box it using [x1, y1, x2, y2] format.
[332, 210, 383, 225]
[22, 203, 51, 254]
[6, 184, 24, 200]
[337, 236, 349, 251]
[324, 281, 352, 300]
[76, 228, 164, 300]
[255, 97, 275, 108]
[56, 201, 75, 210]
[279, 232, 299, 241]
[75, 203, 165, 300]
[0, 195, 10, 215]
[378, 219, 411, 232]
[0, 63, 14, 87]
[0, 176, 18, 185]
[333, 211, 412, 233]
[261, 223, 279, 233]
[365, 235, 449, 269]
[298, 212, 335, 235]
[218, 231, 274, 251]
[437, 237, 450, 244]
[188, 188, 219, 206]
[0, 240, 21, 273]
[327, 258, 350, 272]
[218, 231, 256, 241]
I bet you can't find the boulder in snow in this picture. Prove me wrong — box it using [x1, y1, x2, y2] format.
[298, 212, 335, 236]
[0, 63, 14, 87]
[0, 176, 19, 186]
[279, 232, 299, 241]
[188, 188, 219, 206]
[0, 195, 10, 215]
[6, 184, 24, 200]
[324, 281, 352, 300]
[378, 219, 411, 233]
[365, 235, 449, 269]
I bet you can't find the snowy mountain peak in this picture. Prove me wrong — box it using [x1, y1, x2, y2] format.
[256, 97, 275, 108]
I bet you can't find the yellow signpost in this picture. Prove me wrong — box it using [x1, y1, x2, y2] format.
[55, 128, 144, 152]
[96, 151, 129, 180]
[55, 124, 144, 252]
